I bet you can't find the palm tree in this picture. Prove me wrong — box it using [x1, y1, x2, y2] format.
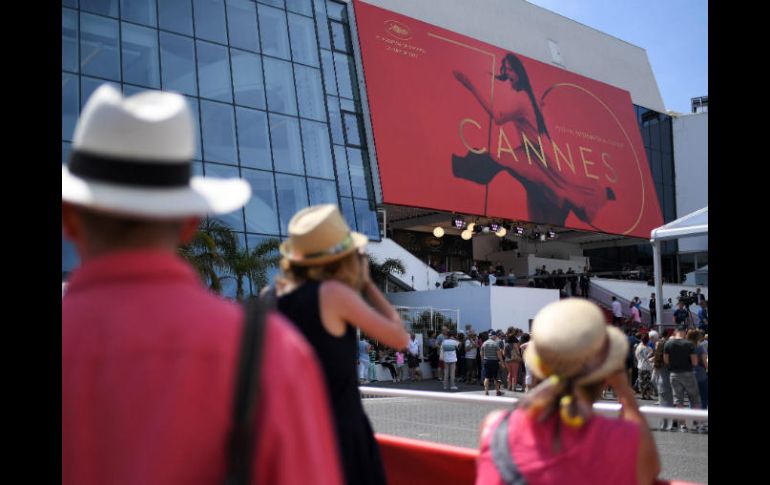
[368, 255, 406, 292]
[178, 219, 234, 293]
[221, 238, 281, 301]
[179, 219, 281, 300]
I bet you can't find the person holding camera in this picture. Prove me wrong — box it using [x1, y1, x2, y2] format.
[672, 301, 690, 328]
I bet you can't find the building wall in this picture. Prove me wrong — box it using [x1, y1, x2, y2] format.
[673, 112, 708, 253]
[489, 286, 559, 333]
[356, 0, 665, 111]
[385, 286, 559, 332]
[61, 0, 381, 293]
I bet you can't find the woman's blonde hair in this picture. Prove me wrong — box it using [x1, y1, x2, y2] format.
[279, 251, 364, 290]
[686, 329, 702, 345]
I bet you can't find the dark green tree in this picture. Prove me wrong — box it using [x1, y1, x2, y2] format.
[179, 219, 280, 300]
[368, 255, 406, 292]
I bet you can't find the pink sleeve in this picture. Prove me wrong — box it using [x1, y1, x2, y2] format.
[254, 314, 344, 485]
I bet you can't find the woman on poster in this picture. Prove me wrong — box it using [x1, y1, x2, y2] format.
[452, 53, 613, 227]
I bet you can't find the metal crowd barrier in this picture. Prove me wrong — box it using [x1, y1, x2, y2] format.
[361, 387, 706, 485]
[360, 386, 708, 421]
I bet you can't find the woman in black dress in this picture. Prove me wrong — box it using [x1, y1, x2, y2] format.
[276, 204, 409, 485]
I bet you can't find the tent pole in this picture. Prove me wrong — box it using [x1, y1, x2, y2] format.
[652, 239, 664, 334]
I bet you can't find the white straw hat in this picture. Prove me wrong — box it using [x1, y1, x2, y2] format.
[62, 84, 250, 219]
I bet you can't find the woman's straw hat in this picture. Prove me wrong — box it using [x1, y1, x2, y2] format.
[523, 299, 628, 386]
[279, 204, 368, 266]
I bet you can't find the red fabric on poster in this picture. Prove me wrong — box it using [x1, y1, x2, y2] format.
[353, 0, 663, 238]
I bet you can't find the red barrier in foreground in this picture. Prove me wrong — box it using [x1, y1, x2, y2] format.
[375, 433, 701, 485]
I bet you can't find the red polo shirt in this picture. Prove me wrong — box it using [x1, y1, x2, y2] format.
[62, 249, 343, 485]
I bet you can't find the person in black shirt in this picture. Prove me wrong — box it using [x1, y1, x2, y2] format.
[567, 267, 578, 296]
[663, 325, 701, 432]
[579, 271, 590, 298]
[649, 293, 657, 326]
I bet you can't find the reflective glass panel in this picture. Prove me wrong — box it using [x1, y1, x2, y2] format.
[197, 40, 233, 102]
[193, 0, 228, 44]
[294, 65, 325, 122]
[227, 0, 260, 52]
[121, 23, 160, 88]
[301, 120, 334, 179]
[259, 4, 291, 60]
[236, 107, 272, 170]
[231, 49, 266, 109]
[275, 173, 309, 235]
[160, 32, 197, 96]
[201, 100, 238, 164]
[269, 114, 304, 174]
[288, 13, 319, 67]
[263, 57, 297, 115]
[80, 13, 120, 81]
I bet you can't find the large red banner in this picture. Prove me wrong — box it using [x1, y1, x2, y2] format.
[353, 0, 663, 238]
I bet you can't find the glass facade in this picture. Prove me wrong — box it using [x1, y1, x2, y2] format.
[61, 0, 381, 288]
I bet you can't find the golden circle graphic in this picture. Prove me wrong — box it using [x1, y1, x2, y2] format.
[542, 83, 646, 236]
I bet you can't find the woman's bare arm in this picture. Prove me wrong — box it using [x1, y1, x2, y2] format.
[321, 280, 409, 350]
[605, 371, 661, 484]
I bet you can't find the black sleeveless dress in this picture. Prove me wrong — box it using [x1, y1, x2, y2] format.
[277, 281, 387, 485]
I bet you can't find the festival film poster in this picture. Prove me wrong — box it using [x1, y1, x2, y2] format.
[353, 0, 663, 239]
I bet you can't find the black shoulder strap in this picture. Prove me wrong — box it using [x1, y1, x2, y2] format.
[224, 288, 276, 485]
[491, 410, 528, 485]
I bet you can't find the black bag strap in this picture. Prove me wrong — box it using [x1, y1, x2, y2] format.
[224, 288, 276, 485]
[491, 410, 528, 485]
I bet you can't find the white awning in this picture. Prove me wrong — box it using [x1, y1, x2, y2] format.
[650, 206, 708, 242]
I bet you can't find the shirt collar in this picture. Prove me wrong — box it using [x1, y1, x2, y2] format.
[65, 249, 201, 294]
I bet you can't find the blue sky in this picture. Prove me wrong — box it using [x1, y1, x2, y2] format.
[527, 0, 708, 114]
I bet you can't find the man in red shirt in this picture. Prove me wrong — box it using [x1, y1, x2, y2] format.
[62, 85, 343, 485]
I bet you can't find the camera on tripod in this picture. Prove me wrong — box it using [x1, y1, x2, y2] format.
[678, 290, 697, 307]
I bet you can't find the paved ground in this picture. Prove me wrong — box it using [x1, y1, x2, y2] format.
[361, 379, 708, 484]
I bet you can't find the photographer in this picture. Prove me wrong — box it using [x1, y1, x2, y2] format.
[672, 301, 690, 327]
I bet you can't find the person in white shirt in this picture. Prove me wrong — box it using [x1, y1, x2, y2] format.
[464, 330, 478, 384]
[611, 296, 623, 327]
[441, 332, 461, 390]
[406, 333, 422, 381]
[635, 334, 654, 400]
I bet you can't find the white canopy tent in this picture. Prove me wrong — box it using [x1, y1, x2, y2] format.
[650, 206, 708, 330]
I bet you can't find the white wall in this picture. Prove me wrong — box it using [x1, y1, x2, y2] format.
[367, 238, 442, 291]
[591, 277, 707, 309]
[490, 286, 559, 333]
[386, 286, 492, 330]
[385, 286, 560, 332]
[357, 0, 665, 111]
[673, 113, 708, 253]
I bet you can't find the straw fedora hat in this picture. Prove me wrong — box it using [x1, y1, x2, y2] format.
[62, 84, 250, 219]
[523, 299, 628, 386]
[280, 204, 368, 266]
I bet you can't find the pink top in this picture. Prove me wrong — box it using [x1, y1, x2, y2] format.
[396, 352, 405, 365]
[476, 408, 640, 485]
[631, 305, 642, 323]
[63, 249, 343, 485]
